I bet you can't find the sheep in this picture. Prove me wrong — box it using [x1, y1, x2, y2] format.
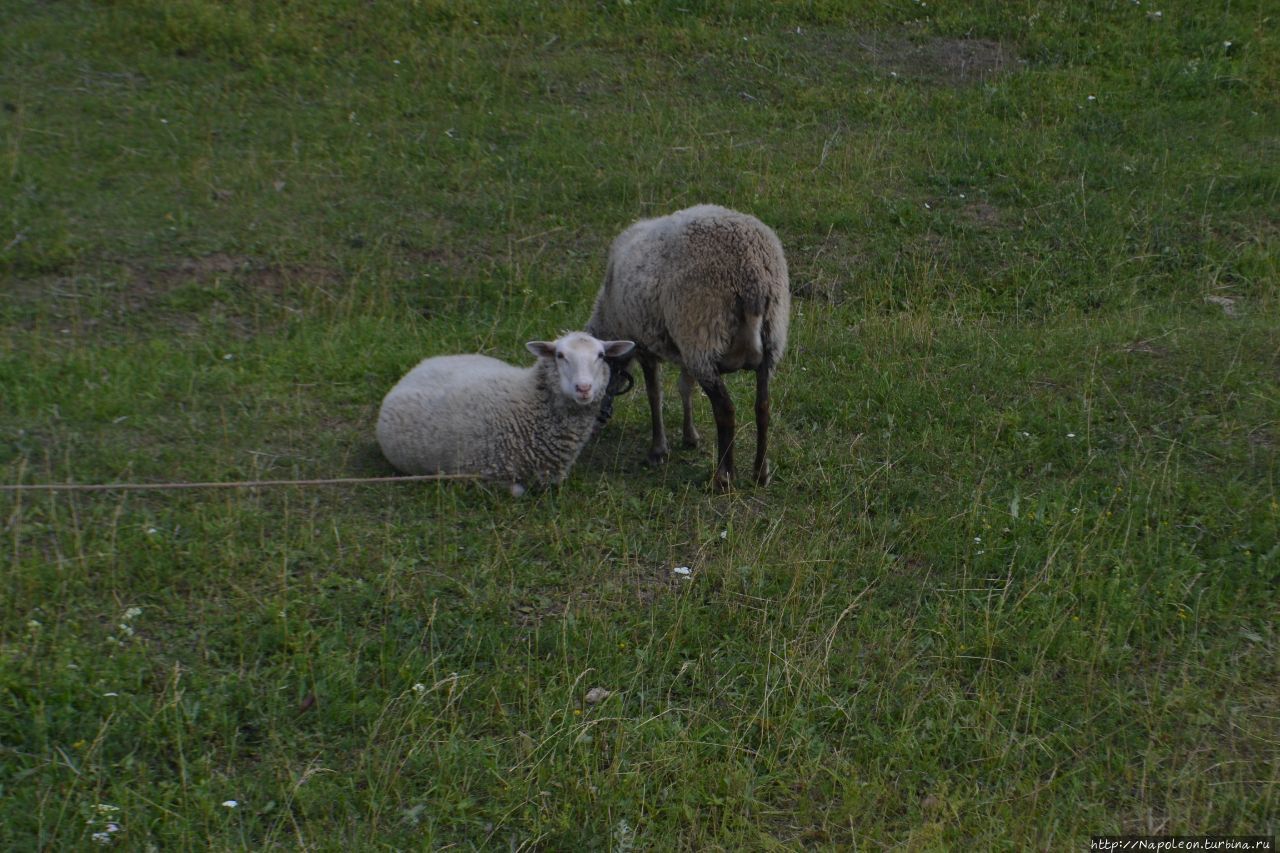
[376, 332, 635, 496]
[587, 204, 790, 492]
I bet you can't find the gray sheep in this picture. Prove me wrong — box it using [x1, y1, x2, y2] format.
[377, 332, 635, 496]
[587, 204, 790, 491]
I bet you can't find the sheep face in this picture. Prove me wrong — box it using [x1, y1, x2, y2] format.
[527, 333, 635, 407]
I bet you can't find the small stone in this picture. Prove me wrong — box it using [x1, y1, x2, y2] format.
[584, 687, 610, 705]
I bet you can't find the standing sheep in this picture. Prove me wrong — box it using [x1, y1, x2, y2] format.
[377, 332, 635, 496]
[587, 204, 790, 492]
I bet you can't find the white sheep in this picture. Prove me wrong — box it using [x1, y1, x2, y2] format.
[377, 332, 635, 496]
[588, 204, 790, 491]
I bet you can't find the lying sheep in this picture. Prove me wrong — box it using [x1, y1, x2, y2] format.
[377, 332, 635, 496]
[588, 204, 790, 491]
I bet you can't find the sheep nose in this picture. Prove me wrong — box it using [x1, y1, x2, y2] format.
[575, 383, 592, 396]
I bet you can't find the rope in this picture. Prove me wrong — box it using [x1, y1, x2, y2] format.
[0, 473, 481, 493]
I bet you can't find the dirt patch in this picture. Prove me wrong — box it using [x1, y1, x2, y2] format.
[511, 595, 568, 629]
[1122, 340, 1170, 357]
[961, 201, 1001, 227]
[860, 35, 1017, 84]
[1246, 425, 1275, 450]
[136, 253, 340, 297]
[791, 230, 867, 303]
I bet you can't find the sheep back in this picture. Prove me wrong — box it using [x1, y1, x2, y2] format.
[589, 204, 790, 379]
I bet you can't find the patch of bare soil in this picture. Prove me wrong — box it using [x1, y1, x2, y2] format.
[961, 201, 1002, 227]
[859, 35, 1018, 84]
[135, 253, 340, 298]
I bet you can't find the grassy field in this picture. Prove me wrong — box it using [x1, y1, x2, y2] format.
[2, 0, 1277, 848]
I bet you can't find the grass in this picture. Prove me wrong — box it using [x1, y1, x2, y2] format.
[2, 0, 1277, 848]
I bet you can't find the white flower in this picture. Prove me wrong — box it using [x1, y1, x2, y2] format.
[222, 800, 238, 809]
[146, 528, 158, 535]
[1067, 432, 1076, 438]
[91, 831, 112, 845]
[123, 607, 142, 621]
[973, 537, 982, 543]
[94, 804, 120, 815]
[1087, 95, 1097, 102]
[223, 353, 234, 360]
[26, 619, 41, 631]
[412, 683, 427, 695]
[719, 530, 727, 539]
[672, 566, 692, 577]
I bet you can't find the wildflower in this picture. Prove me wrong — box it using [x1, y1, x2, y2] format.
[1066, 432, 1076, 438]
[123, 607, 142, 620]
[91, 831, 112, 845]
[672, 566, 692, 577]
[1087, 95, 1096, 102]
[222, 800, 238, 809]
[412, 683, 427, 695]
[26, 619, 41, 631]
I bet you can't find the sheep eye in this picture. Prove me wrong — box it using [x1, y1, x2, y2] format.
[596, 352, 604, 360]
[556, 352, 565, 360]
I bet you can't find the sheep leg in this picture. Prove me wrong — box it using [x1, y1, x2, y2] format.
[639, 355, 669, 465]
[699, 375, 735, 492]
[753, 366, 771, 486]
[678, 368, 701, 448]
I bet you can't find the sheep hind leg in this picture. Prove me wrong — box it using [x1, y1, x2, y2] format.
[752, 366, 771, 486]
[678, 368, 700, 448]
[639, 355, 669, 465]
[699, 374, 736, 493]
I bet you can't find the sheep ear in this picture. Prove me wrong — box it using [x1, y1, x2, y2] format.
[603, 340, 635, 358]
[526, 341, 557, 359]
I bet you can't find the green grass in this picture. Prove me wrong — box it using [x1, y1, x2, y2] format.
[2, 0, 1277, 848]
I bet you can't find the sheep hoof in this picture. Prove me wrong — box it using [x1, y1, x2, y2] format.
[753, 460, 771, 486]
[682, 430, 700, 449]
[711, 469, 733, 493]
[646, 447, 670, 466]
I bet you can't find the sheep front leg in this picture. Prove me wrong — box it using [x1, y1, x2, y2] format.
[639, 354, 669, 465]
[753, 366, 771, 486]
[700, 375, 736, 492]
[678, 368, 701, 448]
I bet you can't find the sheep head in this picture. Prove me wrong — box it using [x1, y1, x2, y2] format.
[527, 332, 635, 407]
